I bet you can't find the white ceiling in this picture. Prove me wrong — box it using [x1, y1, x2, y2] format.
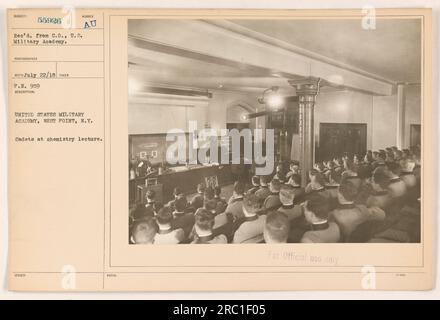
[230, 18, 421, 84]
[129, 46, 296, 94]
[128, 18, 421, 96]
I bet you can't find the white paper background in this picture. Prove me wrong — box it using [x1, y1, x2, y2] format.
[0, 0, 438, 299]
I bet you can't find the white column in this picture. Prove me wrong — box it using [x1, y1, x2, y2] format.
[288, 78, 321, 187]
[396, 83, 406, 149]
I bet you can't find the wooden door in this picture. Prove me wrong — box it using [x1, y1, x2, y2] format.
[410, 124, 421, 148]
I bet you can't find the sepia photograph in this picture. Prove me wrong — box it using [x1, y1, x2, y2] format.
[127, 17, 422, 245]
[4, 4, 435, 293]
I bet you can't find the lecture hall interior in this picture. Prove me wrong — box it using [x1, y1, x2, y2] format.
[128, 18, 421, 244]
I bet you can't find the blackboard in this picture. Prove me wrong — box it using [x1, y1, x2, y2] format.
[129, 133, 227, 165]
[130, 133, 192, 165]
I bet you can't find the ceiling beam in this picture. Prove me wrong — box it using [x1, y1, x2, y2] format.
[128, 20, 394, 96]
[204, 20, 396, 85]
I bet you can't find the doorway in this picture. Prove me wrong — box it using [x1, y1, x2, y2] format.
[410, 124, 421, 148]
[318, 123, 367, 161]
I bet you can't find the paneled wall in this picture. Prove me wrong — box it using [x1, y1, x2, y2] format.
[315, 91, 375, 150]
[129, 86, 421, 153]
[372, 94, 398, 150]
[314, 85, 421, 152]
[404, 84, 422, 147]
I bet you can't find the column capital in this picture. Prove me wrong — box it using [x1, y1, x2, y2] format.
[288, 77, 321, 96]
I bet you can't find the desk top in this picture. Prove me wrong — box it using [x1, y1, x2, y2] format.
[129, 163, 224, 181]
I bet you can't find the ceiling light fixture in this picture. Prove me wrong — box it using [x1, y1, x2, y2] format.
[258, 86, 284, 111]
